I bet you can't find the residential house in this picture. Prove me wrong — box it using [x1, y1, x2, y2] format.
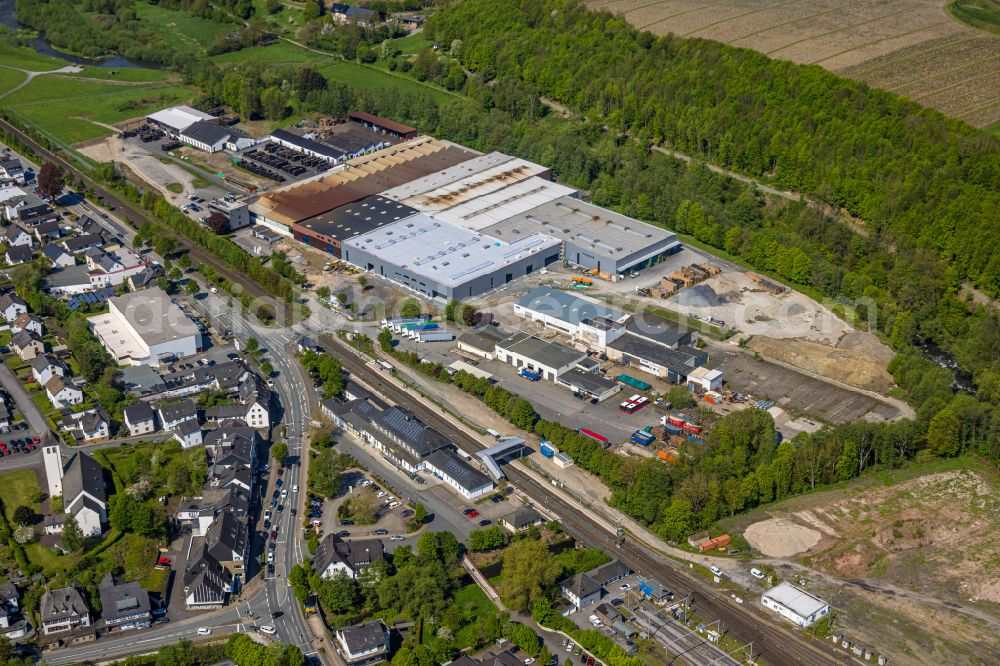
[5, 194, 53, 226]
[157, 399, 199, 431]
[12, 330, 44, 361]
[205, 427, 258, 472]
[40, 587, 91, 635]
[204, 375, 270, 430]
[500, 507, 545, 533]
[0, 581, 18, 630]
[128, 268, 156, 290]
[122, 402, 157, 437]
[84, 247, 145, 288]
[560, 571, 603, 610]
[173, 419, 204, 449]
[61, 233, 103, 254]
[183, 549, 233, 610]
[60, 408, 110, 444]
[5, 244, 33, 265]
[97, 573, 151, 631]
[0, 157, 24, 184]
[31, 354, 67, 386]
[4, 224, 32, 248]
[335, 620, 390, 665]
[45, 376, 84, 407]
[43, 243, 75, 268]
[312, 534, 385, 580]
[60, 452, 108, 537]
[12, 312, 43, 336]
[32, 219, 61, 243]
[0, 293, 28, 322]
[204, 511, 249, 580]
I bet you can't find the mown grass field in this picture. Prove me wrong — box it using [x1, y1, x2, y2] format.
[0, 42, 66, 71]
[0, 68, 26, 98]
[3, 76, 193, 145]
[0, 470, 40, 520]
[949, 0, 1000, 34]
[133, 2, 230, 51]
[212, 40, 321, 64]
[318, 60, 457, 102]
[66, 66, 173, 82]
[392, 31, 434, 55]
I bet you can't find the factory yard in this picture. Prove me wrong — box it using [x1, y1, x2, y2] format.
[588, 0, 1000, 128]
[723, 460, 1000, 666]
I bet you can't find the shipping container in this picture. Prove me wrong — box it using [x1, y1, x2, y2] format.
[665, 415, 686, 427]
[617, 374, 652, 390]
[657, 450, 678, 463]
[682, 421, 702, 434]
[578, 428, 609, 446]
[540, 441, 558, 458]
[631, 430, 655, 446]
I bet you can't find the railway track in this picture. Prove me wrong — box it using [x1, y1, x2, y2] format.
[321, 335, 850, 666]
[0, 118, 279, 306]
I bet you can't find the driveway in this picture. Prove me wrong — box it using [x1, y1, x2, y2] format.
[0, 364, 51, 437]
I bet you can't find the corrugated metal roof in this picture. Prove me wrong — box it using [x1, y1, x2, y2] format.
[401, 159, 549, 212]
[435, 177, 577, 231]
[380, 152, 517, 202]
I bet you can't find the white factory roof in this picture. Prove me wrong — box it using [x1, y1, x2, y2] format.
[380, 152, 517, 202]
[343, 214, 560, 288]
[397, 158, 550, 213]
[483, 195, 678, 258]
[102, 287, 201, 346]
[434, 177, 577, 231]
[762, 582, 829, 619]
[148, 105, 214, 132]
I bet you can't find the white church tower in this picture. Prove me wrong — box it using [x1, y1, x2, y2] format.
[42, 445, 63, 498]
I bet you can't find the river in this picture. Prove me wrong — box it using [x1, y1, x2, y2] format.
[921, 341, 975, 393]
[0, 0, 142, 69]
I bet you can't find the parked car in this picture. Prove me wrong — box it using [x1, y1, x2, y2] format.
[341, 520, 354, 526]
[270, 530, 278, 540]
[750, 568, 765, 580]
[373, 529, 388, 536]
[478, 519, 491, 527]
[156, 557, 171, 567]
[390, 535, 404, 542]
[197, 627, 211, 636]
[337, 530, 350, 538]
[710, 565, 723, 577]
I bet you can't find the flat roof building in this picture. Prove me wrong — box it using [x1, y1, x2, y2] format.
[349, 111, 418, 139]
[761, 582, 831, 627]
[89, 287, 201, 366]
[342, 215, 561, 300]
[483, 196, 681, 275]
[380, 152, 518, 202]
[495, 331, 587, 381]
[250, 137, 478, 234]
[395, 158, 551, 214]
[434, 177, 577, 232]
[293, 195, 417, 257]
[147, 106, 213, 134]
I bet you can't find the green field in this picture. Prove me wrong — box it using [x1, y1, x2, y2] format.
[212, 40, 322, 65]
[985, 119, 1000, 137]
[0, 68, 26, 98]
[133, 2, 230, 51]
[948, 0, 1000, 34]
[67, 66, 173, 83]
[0, 470, 40, 520]
[392, 32, 434, 55]
[3, 76, 193, 144]
[318, 60, 457, 102]
[0, 42, 66, 72]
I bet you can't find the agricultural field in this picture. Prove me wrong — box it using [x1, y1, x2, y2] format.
[0, 42, 66, 72]
[2, 75, 194, 145]
[722, 457, 1000, 665]
[589, 0, 1000, 127]
[65, 66, 174, 83]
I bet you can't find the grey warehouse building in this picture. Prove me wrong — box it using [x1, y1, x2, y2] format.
[483, 196, 681, 275]
[342, 214, 561, 299]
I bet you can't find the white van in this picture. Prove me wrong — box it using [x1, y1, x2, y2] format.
[709, 565, 723, 577]
[750, 568, 765, 580]
[260, 625, 277, 635]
